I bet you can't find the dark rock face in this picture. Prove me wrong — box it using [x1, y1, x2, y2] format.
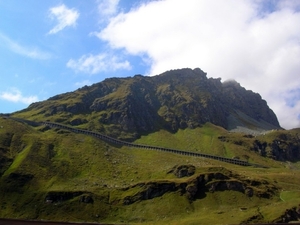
[0, 154, 12, 176]
[80, 195, 94, 204]
[207, 180, 244, 192]
[219, 129, 300, 162]
[251, 133, 300, 162]
[45, 191, 89, 203]
[123, 182, 178, 205]
[0, 173, 34, 193]
[120, 170, 277, 204]
[7, 173, 33, 183]
[0, 133, 14, 175]
[168, 165, 196, 178]
[70, 118, 88, 126]
[185, 181, 199, 200]
[25, 68, 281, 139]
[274, 205, 300, 223]
[222, 80, 279, 129]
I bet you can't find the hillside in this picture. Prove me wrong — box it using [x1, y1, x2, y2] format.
[13, 68, 281, 140]
[1, 68, 300, 224]
[0, 116, 300, 224]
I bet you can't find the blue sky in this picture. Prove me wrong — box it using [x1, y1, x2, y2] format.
[1, 0, 300, 129]
[0, 0, 147, 112]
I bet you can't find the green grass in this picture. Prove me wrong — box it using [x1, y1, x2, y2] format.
[3, 142, 31, 176]
[135, 123, 227, 154]
[280, 191, 300, 202]
[1, 117, 300, 224]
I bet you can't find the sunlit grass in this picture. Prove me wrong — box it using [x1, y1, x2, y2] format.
[1, 117, 300, 224]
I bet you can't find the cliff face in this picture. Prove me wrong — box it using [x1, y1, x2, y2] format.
[252, 132, 300, 162]
[18, 68, 281, 139]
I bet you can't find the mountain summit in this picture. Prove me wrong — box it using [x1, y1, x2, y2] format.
[16, 68, 281, 140]
[3, 68, 300, 225]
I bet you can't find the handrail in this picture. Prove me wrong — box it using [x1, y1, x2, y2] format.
[2, 115, 268, 168]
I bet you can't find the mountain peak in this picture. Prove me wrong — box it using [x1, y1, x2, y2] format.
[15, 68, 281, 140]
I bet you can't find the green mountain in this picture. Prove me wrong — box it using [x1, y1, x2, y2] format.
[14, 68, 280, 140]
[0, 68, 300, 224]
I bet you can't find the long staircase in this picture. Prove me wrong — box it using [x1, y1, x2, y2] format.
[1, 115, 267, 168]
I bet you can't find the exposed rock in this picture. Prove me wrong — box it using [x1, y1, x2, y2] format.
[252, 140, 267, 157]
[6, 173, 33, 187]
[70, 118, 88, 126]
[185, 180, 199, 200]
[221, 129, 300, 162]
[273, 205, 300, 223]
[80, 195, 94, 204]
[45, 191, 84, 203]
[0, 153, 12, 176]
[203, 172, 229, 183]
[168, 164, 196, 178]
[245, 188, 254, 197]
[1, 173, 34, 193]
[123, 182, 178, 205]
[119, 170, 276, 205]
[241, 212, 264, 224]
[208, 180, 240, 192]
[251, 133, 300, 162]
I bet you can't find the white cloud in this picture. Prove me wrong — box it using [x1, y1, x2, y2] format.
[97, 0, 120, 17]
[67, 53, 131, 74]
[0, 88, 38, 105]
[97, 0, 300, 129]
[0, 33, 51, 60]
[48, 4, 79, 34]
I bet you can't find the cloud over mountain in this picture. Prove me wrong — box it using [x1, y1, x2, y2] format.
[96, 0, 300, 129]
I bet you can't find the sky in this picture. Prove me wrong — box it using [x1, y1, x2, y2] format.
[0, 0, 300, 129]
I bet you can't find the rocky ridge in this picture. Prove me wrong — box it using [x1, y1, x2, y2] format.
[112, 167, 277, 205]
[39, 167, 277, 207]
[18, 68, 281, 140]
[219, 129, 300, 162]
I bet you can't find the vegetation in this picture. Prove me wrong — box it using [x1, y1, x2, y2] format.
[12, 68, 281, 141]
[1, 116, 300, 224]
[0, 68, 299, 224]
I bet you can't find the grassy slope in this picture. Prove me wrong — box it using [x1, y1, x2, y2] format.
[0, 117, 300, 224]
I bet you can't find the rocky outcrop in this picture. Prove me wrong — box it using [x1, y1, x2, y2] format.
[207, 180, 253, 196]
[118, 169, 277, 205]
[0, 155, 12, 176]
[251, 132, 300, 162]
[122, 182, 179, 205]
[273, 205, 300, 223]
[222, 80, 280, 131]
[70, 118, 88, 126]
[0, 173, 34, 193]
[45, 191, 84, 203]
[167, 165, 196, 178]
[45, 191, 93, 204]
[219, 129, 300, 162]
[80, 195, 94, 204]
